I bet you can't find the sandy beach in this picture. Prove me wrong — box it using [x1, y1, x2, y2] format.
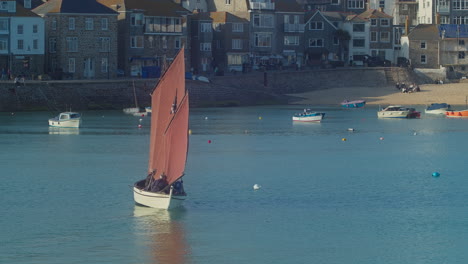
[291, 82, 468, 106]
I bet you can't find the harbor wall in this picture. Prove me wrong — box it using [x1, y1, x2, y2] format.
[0, 67, 414, 111]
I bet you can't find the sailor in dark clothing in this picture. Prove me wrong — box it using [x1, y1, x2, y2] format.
[150, 175, 168, 192]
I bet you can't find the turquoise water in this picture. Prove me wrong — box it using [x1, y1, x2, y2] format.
[2, 106, 468, 264]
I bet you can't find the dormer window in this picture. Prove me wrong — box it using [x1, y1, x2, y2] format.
[24, 0, 31, 8]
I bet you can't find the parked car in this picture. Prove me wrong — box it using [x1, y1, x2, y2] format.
[397, 57, 410, 67]
[365, 55, 391, 67]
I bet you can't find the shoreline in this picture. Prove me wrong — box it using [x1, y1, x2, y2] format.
[289, 82, 468, 107]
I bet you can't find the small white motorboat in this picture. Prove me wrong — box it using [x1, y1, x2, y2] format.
[377, 105, 420, 118]
[292, 109, 325, 122]
[48, 112, 82, 128]
[425, 103, 452, 114]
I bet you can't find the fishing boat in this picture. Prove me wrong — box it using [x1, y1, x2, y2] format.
[377, 105, 420, 118]
[445, 109, 468, 118]
[292, 109, 325, 122]
[145, 106, 152, 115]
[425, 103, 452, 114]
[133, 48, 189, 210]
[48, 112, 82, 128]
[341, 99, 366, 108]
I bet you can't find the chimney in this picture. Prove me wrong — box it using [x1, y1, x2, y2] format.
[405, 16, 410, 35]
[435, 12, 440, 24]
[366, 2, 370, 10]
[379, 7, 384, 13]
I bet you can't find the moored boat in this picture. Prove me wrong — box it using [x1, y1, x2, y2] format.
[48, 112, 82, 128]
[425, 103, 452, 114]
[445, 109, 468, 118]
[133, 48, 189, 210]
[292, 109, 325, 122]
[341, 99, 366, 108]
[377, 105, 420, 118]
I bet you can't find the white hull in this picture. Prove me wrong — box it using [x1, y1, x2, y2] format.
[377, 111, 409, 118]
[48, 118, 81, 128]
[133, 186, 186, 210]
[123, 107, 141, 114]
[292, 115, 322, 122]
[425, 109, 449, 114]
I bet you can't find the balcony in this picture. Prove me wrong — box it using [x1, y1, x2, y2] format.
[437, 5, 450, 13]
[284, 24, 305, 32]
[249, 1, 275, 10]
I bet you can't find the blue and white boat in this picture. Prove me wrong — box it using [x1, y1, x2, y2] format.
[341, 99, 366, 108]
[292, 109, 325, 122]
[48, 112, 82, 128]
[425, 103, 452, 114]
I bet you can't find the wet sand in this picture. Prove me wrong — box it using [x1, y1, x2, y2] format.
[290, 82, 468, 106]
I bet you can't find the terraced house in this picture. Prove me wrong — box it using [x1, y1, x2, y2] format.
[33, 0, 118, 79]
[0, 0, 45, 79]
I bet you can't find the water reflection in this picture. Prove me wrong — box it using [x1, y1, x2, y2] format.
[48, 127, 80, 135]
[133, 206, 190, 264]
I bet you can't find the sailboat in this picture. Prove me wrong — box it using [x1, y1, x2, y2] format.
[123, 80, 144, 115]
[133, 48, 189, 209]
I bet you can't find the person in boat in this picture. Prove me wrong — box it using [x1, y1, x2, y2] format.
[150, 174, 168, 192]
[173, 179, 185, 195]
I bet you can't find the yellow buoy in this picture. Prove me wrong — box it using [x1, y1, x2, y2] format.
[342, 138, 347, 141]
[258, 116, 262, 120]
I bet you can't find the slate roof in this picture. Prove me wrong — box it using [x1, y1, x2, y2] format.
[407, 24, 439, 40]
[124, 0, 189, 17]
[0, 3, 40, 17]
[33, 0, 118, 14]
[275, 0, 304, 12]
[209, 12, 248, 23]
[358, 9, 392, 19]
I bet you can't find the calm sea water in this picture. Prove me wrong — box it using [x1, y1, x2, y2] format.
[2, 105, 468, 264]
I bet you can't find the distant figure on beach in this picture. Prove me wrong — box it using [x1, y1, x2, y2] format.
[14, 76, 19, 87]
[1, 68, 6, 80]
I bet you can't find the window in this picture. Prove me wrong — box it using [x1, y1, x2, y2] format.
[17, 39, 24, 50]
[371, 31, 378, 42]
[201, 23, 212, 32]
[24, 0, 31, 8]
[333, 36, 339, 45]
[371, 19, 377, 26]
[99, 37, 110, 52]
[228, 54, 244, 65]
[130, 36, 143, 48]
[213, 23, 221, 31]
[331, 0, 340, 5]
[101, 58, 108, 73]
[284, 15, 289, 24]
[131, 13, 144, 26]
[453, 0, 468, 9]
[225, 0, 231, 4]
[310, 21, 323, 30]
[0, 38, 7, 51]
[175, 37, 181, 48]
[353, 23, 365, 32]
[284, 36, 299, 45]
[101, 18, 108, 30]
[17, 25, 23, 34]
[49, 38, 56, 53]
[353, 38, 365, 47]
[453, 16, 468, 24]
[52, 18, 57, 30]
[348, 0, 365, 8]
[33, 39, 38, 50]
[68, 58, 75, 73]
[420, 41, 426, 49]
[145, 17, 182, 33]
[253, 14, 274, 28]
[232, 23, 243, 32]
[200, 42, 211, 51]
[402, 4, 408, 10]
[309, 38, 324, 47]
[162, 36, 167, 49]
[254, 32, 272, 47]
[381, 19, 389, 26]
[69, 17, 75, 30]
[379, 0, 385, 7]
[33, 24, 38, 33]
[66, 37, 78, 52]
[420, 54, 426, 64]
[459, 51, 465, 59]
[460, 40, 466, 45]
[380, 32, 390, 42]
[232, 39, 242, 49]
[0, 19, 7, 31]
[85, 18, 94, 30]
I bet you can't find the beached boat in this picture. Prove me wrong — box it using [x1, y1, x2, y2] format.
[377, 105, 420, 118]
[445, 110, 468, 118]
[425, 103, 452, 114]
[292, 109, 325, 122]
[48, 112, 82, 128]
[341, 99, 366, 108]
[133, 48, 189, 210]
[145, 106, 152, 115]
[123, 80, 144, 115]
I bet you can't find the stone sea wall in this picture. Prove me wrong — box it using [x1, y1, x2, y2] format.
[0, 67, 413, 112]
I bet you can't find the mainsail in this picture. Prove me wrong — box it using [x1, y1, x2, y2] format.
[148, 48, 189, 186]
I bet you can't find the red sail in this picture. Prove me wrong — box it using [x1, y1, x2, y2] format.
[148, 48, 188, 185]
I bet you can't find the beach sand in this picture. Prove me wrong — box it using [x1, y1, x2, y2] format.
[290, 82, 468, 106]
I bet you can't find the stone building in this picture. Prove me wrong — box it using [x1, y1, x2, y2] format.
[33, 0, 118, 79]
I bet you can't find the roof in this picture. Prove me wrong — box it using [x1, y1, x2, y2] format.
[33, 0, 118, 14]
[439, 24, 468, 38]
[209, 12, 249, 23]
[407, 24, 439, 40]
[321, 11, 354, 21]
[0, 3, 40, 17]
[358, 9, 392, 19]
[345, 14, 367, 22]
[192, 11, 213, 21]
[124, 0, 189, 17]
[275, 0, 304, 12]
